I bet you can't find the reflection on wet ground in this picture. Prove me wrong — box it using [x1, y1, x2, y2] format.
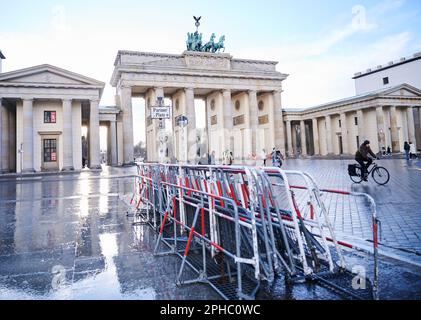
[0, 164, 420, 300]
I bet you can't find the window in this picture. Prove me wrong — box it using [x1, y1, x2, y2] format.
[356, 136, 360, 148]
[383, 77, 389, 85]
[258, 101, 264, 111]
[354, 117, 358, 126]
[338, 119, 341, 128]
[43, 139, 57, 162]
[44, 111, 56, 123]
[210, 99, 215, 111]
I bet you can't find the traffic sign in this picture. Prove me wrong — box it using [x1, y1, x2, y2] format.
[176, 115, 188, 127]
[151, 106, 171, 119]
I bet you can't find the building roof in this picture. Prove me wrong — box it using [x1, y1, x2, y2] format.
[353, 52, 421, 79]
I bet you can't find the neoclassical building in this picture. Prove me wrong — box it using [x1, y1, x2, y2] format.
[0, 64, 105, 173]
[111, 50, 288, 164]
[283, 84, 421, 157]
[1, 48, 420, 174]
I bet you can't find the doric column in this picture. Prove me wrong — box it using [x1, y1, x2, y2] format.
[286, 120, 293, 156]
[222, 89, 232, 152]
[62, 99, 73, 170]
[273, 90, 285, 155]
[120, 85, 134, 165]
[0, 98, 4, 173]
[300, 120, 307, 156]
[312, 118, 320, 155]
[110, 120, 118, 166]
[154, 87, 165, 162]
[185, 87, 196, 162]
[1, 99, 8, 173]
[406, 107, 416, 146]
[22, 98, 35, 172]
[89, 99, 101, 169]
[248, 90, 258, 154]
[357, 109, 365, 141]
[325, 115, 333, 154]
[340, 113, 348, 154]
[376, 106, 386, 150]
[390, 106, 400, 152]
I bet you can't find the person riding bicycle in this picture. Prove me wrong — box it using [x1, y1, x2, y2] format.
[355, 140, 378, 181]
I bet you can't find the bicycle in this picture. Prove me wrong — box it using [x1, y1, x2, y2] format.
[348, 161, 390, 185]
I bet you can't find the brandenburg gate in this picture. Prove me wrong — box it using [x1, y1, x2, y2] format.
[111, 54, 288, 164]
[110, 20, 287, 164]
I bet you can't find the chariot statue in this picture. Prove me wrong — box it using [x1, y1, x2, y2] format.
[186, 17, 226, 53]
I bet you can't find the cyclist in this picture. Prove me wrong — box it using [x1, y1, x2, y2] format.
[355, 140, 378, 181]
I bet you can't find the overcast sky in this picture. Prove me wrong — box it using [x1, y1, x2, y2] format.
[1, 0, 421, 145]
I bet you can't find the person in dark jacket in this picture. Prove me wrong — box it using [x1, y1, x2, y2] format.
[355, 140, 377, 181]
[404, 141, 410, 160]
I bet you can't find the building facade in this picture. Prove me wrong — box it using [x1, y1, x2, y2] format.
[0, 64, 105, 173]
[283, 84, 421, 157]
[1, 49, 420, 173]
[354, 52, 421, 95]
[111, 50, 288, 164]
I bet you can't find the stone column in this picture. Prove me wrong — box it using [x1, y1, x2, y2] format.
[376, 106, 386, 151]
[286, 120, 293, 156]
[300, 120, 307, 156]
[390, 106, 400, 152]
[340, 113, 348, 154]
[62, 99, 73, 170]
[154, 87, 165, 162]
[273, 90, 285, 155]
[120, 85, 134, 165]
[312, 118, 320, 155]
[222, 89, 233, 152]
[109, 120, 118, 166]
[1, 99, 7, 173]
[0, 99, 3, 173]
[89, 99, 101, 169]
[325, 115, 333, 154]
[406, 107, 416, 146]
[22, 98, 35, 172]
[357, 109, 364, 141]
[8, 109, 16, 172]
[248, 90, 258, 154]
[185, 88, 196, 163]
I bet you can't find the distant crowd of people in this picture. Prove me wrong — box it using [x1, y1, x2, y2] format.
[205, 148, 284, 167]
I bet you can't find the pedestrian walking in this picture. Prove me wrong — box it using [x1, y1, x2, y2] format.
[409, 142, 416, 159]
[404, 141, 410, 160]
[209, 151, 216, 165]
[260, 149, 267, 166]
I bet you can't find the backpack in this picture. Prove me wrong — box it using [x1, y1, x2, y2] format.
[348, 164, 357, 176]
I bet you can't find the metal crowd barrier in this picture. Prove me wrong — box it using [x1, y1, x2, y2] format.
[124, 163, 380, 300]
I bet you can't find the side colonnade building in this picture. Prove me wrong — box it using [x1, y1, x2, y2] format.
[283, 84, 421, 157]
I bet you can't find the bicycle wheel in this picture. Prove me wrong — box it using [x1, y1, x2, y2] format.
[349, 166, 363, 183]
[372, 166, 390, 185]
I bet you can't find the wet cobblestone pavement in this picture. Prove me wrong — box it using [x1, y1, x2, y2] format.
[284, 158, 421, 256]
[0, 161, 420, 300]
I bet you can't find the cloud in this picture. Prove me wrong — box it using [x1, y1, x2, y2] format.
[371, 0, 406, 15]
